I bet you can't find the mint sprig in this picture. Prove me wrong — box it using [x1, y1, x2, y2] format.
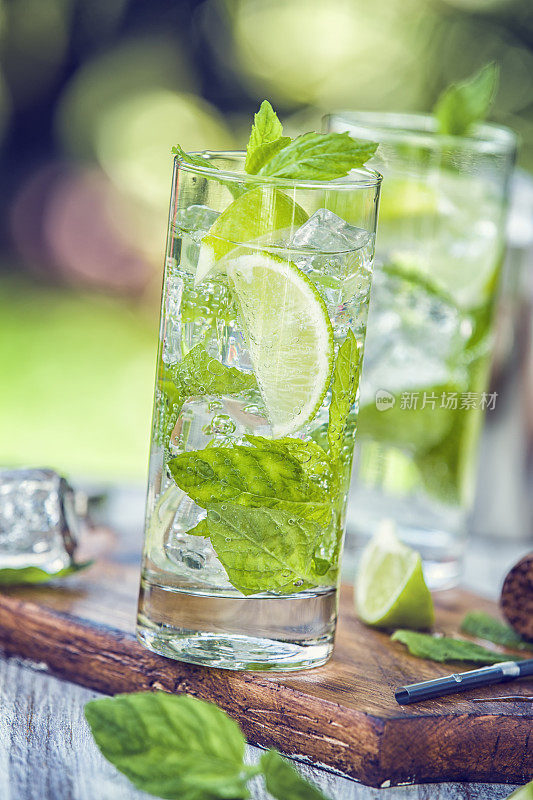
[258, 131, 378, 180]
[245, 100, 291, 174]
[434, 62, 499, 137]
[0, 561, 92, 586]
[85, 692, 330, 800]
[392, 629, 524, 665]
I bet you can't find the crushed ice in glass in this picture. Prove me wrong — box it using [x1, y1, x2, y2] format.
[291, 209, 370, 253]
[0, 469, 79, 572]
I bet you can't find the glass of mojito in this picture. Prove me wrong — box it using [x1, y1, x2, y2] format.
[327, 111, 516, 588]
[136, 126, 381, 670]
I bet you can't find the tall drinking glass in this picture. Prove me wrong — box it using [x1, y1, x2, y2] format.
[136, 152, 381, 670]
[327, 112, 517, 588]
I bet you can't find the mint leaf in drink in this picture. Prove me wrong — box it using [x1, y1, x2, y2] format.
[168, 443, 327, 509]
[245, 435, 333, 483]
[258, 132, 378, 180]
[85, 692, 252, 800]
[434, 62, 499, 137]
[328, 330, 361, 462]
[460, 611, 533, 652]
[391, 630, 524, 664]
[245, 100, 291, 174]
[205, 502, 324, 595]
[156, 344, 255, 449]
[261, 749, 329, 800]
[0, 561, 92, 586]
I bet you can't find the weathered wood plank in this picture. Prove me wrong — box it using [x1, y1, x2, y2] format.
[0, 656, 521, 800]
[0, 557, 531, 788]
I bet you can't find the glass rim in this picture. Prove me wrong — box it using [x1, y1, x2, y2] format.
[175, 149, 383, 190]
[325, 111, 518, 155]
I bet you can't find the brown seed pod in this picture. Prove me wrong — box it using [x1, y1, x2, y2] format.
[500, 553, 533, 641]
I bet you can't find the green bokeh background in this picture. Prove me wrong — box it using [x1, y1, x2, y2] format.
[0, 0, 530, 480]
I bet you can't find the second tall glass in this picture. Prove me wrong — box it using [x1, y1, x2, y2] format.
[137, 152, 381, 670]
[327, 112, 517, 588]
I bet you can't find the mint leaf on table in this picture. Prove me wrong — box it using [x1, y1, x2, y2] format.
[0, 561, 92, 586]
[85, 692, 252, 800]
[434, 62, 499, 137]
[245, 100, 291, 174]
[169, 442, 326, 509]
[460, 611, 533, 652]
[261, 749, 329, 800]
[506, 780, 533, 799]
[85, 692, 333, 800]
[205, 502, 324, 595]
[328, 330, 361, 462]
[392, 630, 524, 665]
[258, 132, 378, 180]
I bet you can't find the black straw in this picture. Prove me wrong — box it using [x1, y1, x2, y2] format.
[395, 658, 533, 705]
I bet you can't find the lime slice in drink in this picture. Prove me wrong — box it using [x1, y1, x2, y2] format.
[355, 521, 434, 630]
[196, 187, 308, 285]
[227, 253, 334, 437]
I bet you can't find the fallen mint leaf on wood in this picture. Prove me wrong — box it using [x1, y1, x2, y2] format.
[261, 748, 329, 800]
[461, 611, 533, 652]
[391, 629, 524, 664]
[85, 691, 332, 800]
[0, 561, 93, 586]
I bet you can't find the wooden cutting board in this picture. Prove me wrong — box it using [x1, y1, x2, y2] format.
[0, 535, 530, 789]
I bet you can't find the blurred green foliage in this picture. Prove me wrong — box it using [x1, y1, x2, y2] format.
[0, 0, 531, 479]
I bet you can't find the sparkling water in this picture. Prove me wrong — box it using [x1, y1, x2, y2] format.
[137, 202, 375, 669]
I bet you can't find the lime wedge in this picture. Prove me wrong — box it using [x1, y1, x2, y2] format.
[227, 253, 334, 437]
[355, 521, 434, 630]
[196, 187, 308, 285]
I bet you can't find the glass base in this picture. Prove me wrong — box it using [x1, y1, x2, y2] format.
[136, 577, 337, 671]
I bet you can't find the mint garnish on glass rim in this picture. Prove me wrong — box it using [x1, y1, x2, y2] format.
[433, 61, 499, 137]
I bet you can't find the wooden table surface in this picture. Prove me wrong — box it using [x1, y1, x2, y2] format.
[0, 484, 530, 800]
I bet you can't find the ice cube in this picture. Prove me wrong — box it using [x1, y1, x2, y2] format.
[358, 268, 471, 403]
[291, 209, 370, 253]
[0, 469, 79, 572]
[174, 204, 220, 239]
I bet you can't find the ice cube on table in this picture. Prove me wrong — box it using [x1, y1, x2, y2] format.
[291, 209, 370, 253]
[0, 469, 78, 572]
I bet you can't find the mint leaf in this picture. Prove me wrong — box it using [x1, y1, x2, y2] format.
[156, 345, 255, 449]
[245, 100, 287, 173]
[246, 137, 292, 175]
[245, 435, 333, 482]
[0, 561, 92, 586]
[85, 692, 252, 800]
[170, 344, 256, 400]
[506, 780, 533, 799]
[391, 630, 523, 664]
[168, 443, 326, 509]
[328, 330, 361, 461]
[261, 749, 329, 800]
[205, 502, 324, 595]
[434, 62, 499, 136]
[187, 518, 209, 537]
[460, 611, 533, 652]
[258, 132, 378, 180]
[172, 145, 218, 171]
